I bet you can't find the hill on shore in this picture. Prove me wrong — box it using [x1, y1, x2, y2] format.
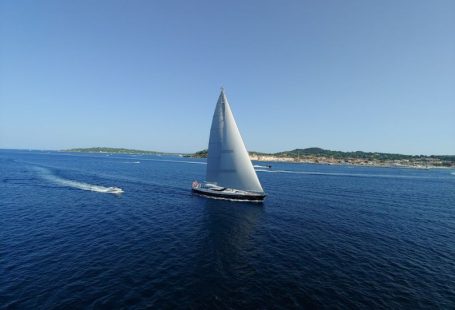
[191, 147, 453, 160]
[62, 147, 455, 166]
[189, 147, 455, 165]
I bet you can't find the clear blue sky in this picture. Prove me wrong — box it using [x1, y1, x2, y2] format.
[1, 0, 454, 155]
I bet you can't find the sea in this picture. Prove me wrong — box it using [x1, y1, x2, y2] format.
[1, 149, 454, 309]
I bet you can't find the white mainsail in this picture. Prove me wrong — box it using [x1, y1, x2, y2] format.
[206, 89, 264, 193]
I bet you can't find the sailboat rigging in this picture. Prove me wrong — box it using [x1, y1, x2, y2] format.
[192, 89, 266, 202]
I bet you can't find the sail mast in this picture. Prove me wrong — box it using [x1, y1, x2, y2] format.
[206, 89, 264, 193]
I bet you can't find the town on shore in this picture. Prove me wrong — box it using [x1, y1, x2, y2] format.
[64, 147, 455, 169]
[247, 153, 451, 169]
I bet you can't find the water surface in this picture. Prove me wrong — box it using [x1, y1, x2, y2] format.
[1, 150, 454, 308]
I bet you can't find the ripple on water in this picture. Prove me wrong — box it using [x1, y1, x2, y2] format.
[1, 151, 455, 308]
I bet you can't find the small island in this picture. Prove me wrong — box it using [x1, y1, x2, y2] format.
[63, 147, 167, 155]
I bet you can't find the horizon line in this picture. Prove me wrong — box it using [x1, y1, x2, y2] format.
[1, 146, 453, 157]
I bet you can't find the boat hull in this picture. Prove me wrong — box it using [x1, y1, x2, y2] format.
[192, 187, 266, 202]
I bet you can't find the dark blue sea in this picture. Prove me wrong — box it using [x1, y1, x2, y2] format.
[1, 150, 454, 309]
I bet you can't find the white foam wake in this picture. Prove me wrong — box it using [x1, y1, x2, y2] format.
[34, 167, 124, 194]
[128, 158, 207, 165]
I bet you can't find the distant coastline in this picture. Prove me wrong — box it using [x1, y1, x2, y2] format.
[63, 147, 173, 155]
[62, 147, 455, 169]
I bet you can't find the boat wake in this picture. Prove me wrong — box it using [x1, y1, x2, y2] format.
[147, 159, 207, 165]
[253, 165, 270, 169]
[34, 167, 124, 194]
[118, 157, 206, 165]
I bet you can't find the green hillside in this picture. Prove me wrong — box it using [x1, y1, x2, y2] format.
[62, 147, 455, 166]
[188, 147, 455, 165]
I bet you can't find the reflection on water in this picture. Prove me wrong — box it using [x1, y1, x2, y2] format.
[203, 199, 264, 256]
[188, 199, 265, 308]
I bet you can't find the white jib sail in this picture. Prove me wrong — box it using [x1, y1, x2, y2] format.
[206, 89, 264, 193]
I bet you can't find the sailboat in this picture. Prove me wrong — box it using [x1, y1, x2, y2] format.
[192, 89, 266, 202]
